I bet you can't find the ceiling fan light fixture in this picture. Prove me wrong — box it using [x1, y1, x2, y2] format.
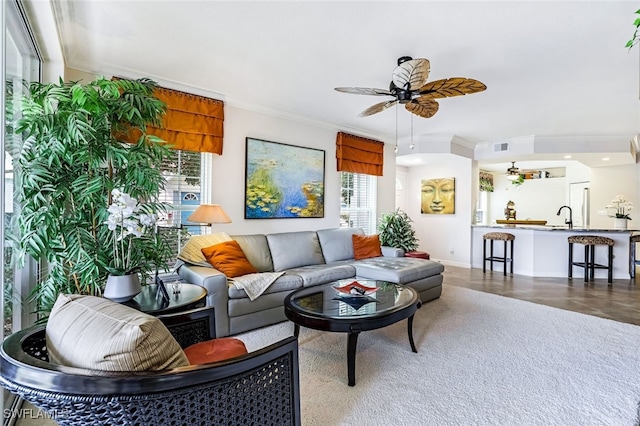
[506, 173, 520, 181]
[506, 161, 520, 180]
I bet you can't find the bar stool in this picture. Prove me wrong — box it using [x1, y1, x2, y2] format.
[630, 234, 640, 278]
[483, 232, 515, 276]
[567, 235, 614, 284]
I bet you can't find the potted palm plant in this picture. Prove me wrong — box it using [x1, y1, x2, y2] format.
[12, 77, 173, 316]
[378, 209, 419, 253]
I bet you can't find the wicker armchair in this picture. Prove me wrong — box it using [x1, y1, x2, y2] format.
[0, 307, 301, 426]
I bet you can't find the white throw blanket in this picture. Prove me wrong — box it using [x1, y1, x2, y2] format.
[230, 272, 285, 301]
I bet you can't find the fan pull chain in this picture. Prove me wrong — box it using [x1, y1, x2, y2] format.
[410, 113, 415, 150]
[394, 104, 399, 154]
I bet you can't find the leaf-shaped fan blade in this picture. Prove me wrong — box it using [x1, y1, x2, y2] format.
[405, 98, 439, 119]
[334, 87, 392, 96]
[359, 100, 398, 117]
[417, 78, 486, 99]
[391, 58, 430, 91]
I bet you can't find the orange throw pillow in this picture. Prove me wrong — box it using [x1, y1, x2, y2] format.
[184, 337, 248, 365]
[201, 240, 258, 278]
[352, 234, 382, 260]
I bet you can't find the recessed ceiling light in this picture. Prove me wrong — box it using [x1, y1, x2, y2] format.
[602, 157, 610, 161]
[563, 155, 572, 159]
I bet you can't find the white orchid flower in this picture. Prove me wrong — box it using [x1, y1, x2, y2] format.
[138, 213, 156, 227]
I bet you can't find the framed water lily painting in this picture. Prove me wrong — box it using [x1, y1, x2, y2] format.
[244, 138, 325, 219]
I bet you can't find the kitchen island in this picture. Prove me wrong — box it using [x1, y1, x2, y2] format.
[471, 225, 638, 279]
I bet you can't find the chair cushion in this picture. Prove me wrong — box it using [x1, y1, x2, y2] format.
[178, 232, 233, 266]
[46, 294, 189, 372]
[352, 234, 382, 260]
[183, 337, 248, 364]
[201, 240, 259, 278]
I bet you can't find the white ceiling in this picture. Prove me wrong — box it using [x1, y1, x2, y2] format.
[36, 1, 640, 168]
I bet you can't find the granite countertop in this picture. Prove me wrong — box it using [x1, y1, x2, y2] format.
[472, 224, 639, 232]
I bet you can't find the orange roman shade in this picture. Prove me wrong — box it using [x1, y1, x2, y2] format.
[336, 132, 384, 176]
[118, 82, 224, 154]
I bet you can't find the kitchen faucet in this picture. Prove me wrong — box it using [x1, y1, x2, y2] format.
[556, 205, 573, 229]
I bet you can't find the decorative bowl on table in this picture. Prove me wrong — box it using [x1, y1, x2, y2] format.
[333, 281, 379, 297]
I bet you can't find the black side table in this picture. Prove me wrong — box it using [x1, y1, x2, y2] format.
[125, 283, 206, 315]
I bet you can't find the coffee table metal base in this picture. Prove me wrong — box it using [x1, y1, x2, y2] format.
[292, 307, 419, 387]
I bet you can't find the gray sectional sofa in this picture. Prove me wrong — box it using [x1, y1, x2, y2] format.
[176, 227, 444, 337]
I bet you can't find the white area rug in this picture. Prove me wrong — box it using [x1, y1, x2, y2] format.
[237, 285, 640, 426]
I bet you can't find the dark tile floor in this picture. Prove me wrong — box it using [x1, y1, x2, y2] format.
[443, 265, 640, 326]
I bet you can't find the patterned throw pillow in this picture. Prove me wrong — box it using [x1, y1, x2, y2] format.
[177, 232, 233, 266]
[352, 234, 383, 260]
[46, 294, 189, 372]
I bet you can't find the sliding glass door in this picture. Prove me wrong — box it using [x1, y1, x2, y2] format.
[2, 0, 41, 416]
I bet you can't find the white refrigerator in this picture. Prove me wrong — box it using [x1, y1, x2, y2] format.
[569, 182, 590, 227]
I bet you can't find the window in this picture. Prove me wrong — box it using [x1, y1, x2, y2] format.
[340, 172, 377, 234]
[157, 149, 203, 264]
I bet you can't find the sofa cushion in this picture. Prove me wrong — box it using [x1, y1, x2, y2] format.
[316, 227, 364, 262]
[46, 294, 189, 372]
[266, 231, 325, 272]
[201, 241, 258, 278]
[354, 257, 445, 284]
[286, 262, 356, 287]
[231, 234, 274, 272]
[178, 232, 233, 267]
[352, 234, 382, 260]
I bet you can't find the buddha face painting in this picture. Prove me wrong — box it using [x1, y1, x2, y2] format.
[421, 178, 455, 214]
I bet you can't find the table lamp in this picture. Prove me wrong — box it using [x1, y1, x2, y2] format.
[186, 204, 232, 226]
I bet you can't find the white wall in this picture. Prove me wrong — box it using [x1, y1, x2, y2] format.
[488, 174, 566, 225]
[212, 105, 395, 235]
[589, 164, 639, 229]
[406, 154, 473, 267]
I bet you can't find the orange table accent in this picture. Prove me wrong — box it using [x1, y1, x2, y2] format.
[405, 251, 430, 260]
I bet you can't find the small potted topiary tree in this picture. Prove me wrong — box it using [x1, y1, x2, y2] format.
[378, 209, 419, 253]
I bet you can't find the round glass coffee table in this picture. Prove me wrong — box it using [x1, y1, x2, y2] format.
[284, 279, 420, 386]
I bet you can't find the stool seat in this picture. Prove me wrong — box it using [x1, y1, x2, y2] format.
[568, 235, 614, 284]
[483, 232, 515, 276]
[568, 235, 614, 246]
[483, 232, 515, 241]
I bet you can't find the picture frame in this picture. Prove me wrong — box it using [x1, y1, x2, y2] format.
[421, 177, 456, 214]
[244, 138, 325, 219]
[155, 274, 170, 304]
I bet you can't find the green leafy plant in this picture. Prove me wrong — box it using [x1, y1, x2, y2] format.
[511, 174, 524, 186]
[12, 77, 173, 317]
[626, 8, 640, 49]
[378, 209, 419, 252]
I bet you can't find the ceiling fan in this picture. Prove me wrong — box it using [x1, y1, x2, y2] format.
[335, 56, 486, 119]
[506, 162, 521, 180]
